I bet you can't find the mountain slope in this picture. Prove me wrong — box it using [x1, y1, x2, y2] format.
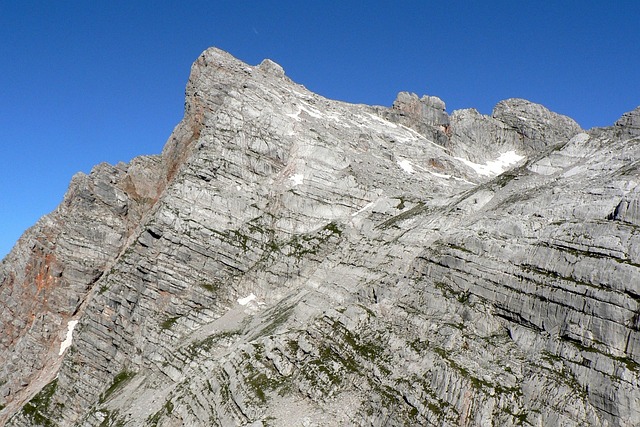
[1, 48, 639, 426]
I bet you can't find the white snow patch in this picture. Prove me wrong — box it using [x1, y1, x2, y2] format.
[325, 111, 352, 128]
[455, 151, 525, 176]
[388, 123, 448, 151]
[351, 202, 374, 217]
[426, 170, 476, 185]
[364, 112, 398, 128]
[291, 89, 311, 99]
[290, 173, 304, 186]
[300, 105, 324, 119]
[59, 320, 78, 355]
[426, 171, 449, 179]
[238, 294, 257, 306]
[397, 159, 414, 174]
[285, 105, 302, 121]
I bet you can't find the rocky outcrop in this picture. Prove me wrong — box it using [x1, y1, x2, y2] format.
[374, 91, 451, 147]
[491, 98, 582, 151]
[447, 99, 582, 164]
[615, 106, 640, 137]
[1, 48, 639, 426]
[391, 91, 449, 126]
[0, 155, 166, 424]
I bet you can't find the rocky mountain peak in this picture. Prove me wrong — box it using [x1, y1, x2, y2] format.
[492, 98, 583, 151]
[258, 58, 286, 78]
[1, 48, 640, 427]
[391, 91, 449, 126]
[615, 106, 640, 137]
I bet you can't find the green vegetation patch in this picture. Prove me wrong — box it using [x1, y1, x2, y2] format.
[241, 349, 292, 404]
[183, 329, 242, 359]
[322, 221, 343, 236]
[282, 221, 344, 260]
[302, 346, 350, 391]
[296, 320, 390, 395]
[245, 371, 285, 403]
[331, 320, 385, 362]
[160, 316, 180, 330]
[98, 409, 125, 427]
[433, 347, 492, 391]
[433, 280, 471, 304]
[212, 228, 251, 252]
[20, 378, 59, 427]
[146, 398, 174, 427]
[254, 302, 296, 337]
[199, 281, 221, 294]
[99, 370, 136, 403]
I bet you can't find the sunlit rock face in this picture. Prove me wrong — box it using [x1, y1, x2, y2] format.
[2, 47, 640, 427]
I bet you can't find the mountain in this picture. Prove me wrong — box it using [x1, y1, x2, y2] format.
[1, 47, 639, 426]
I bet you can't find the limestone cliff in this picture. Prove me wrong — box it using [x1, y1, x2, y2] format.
[1, 48, 639, 426]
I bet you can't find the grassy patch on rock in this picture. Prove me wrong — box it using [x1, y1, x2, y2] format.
[99, 370, 136, 403]
[20, 378, 59, 427]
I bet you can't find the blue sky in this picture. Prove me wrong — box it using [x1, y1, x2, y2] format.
[1, 1, 639, 258]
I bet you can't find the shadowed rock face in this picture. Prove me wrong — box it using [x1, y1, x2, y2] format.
[1, 47, 639, 427]
[615, 107, 640, 137]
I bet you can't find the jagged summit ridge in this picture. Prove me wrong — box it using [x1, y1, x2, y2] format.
[1, 47, 640, 426]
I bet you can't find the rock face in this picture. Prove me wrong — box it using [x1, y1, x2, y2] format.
[1, 47, 640, 426]
[615, 106, 640, 137]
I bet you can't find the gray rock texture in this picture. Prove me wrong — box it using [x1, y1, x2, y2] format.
[615, 106, 640, 137]
[1, 47, 640, 427]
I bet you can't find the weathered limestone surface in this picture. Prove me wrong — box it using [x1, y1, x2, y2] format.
[446, 98, 582, 165]
[1, 48, 639, 426]
[615, 106, 640, 137]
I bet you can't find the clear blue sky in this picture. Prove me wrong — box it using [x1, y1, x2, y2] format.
[1, 1, 639, 258]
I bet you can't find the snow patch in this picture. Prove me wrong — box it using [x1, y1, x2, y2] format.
[364, 112, 398, 128]
[290, 173, 304, 186]
[300, 105, 324, 119]
[351, 202, 374, 217]
[429, 171, 451, 179]
[291, 89, 311, 99]
[59, 320, 78, 355]
[426, 170, 476, 185]
[286, 102, 350, 127]
[390, 123, 447, 151]
[238, 294, 257, 306]
[285, 106, 302, 121]
[397, 159, 414, 174]
[455, 151, 525, 176]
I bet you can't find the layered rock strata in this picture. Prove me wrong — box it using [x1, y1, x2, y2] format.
[1, 48, 639, 427]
